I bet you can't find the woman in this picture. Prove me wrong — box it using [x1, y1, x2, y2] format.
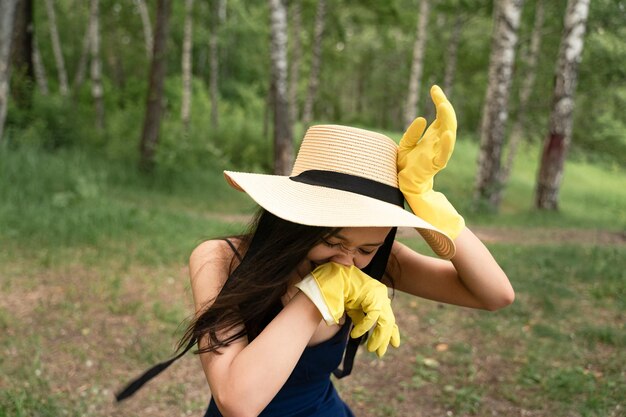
[116, 86, 514, 416]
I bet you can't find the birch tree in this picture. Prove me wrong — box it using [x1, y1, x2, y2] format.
[135, 0, 153, 59]
[44, 0, 69, 95]
[473, 0, 524, 210]
[302, 0, 326, 126]
[288, 0, 303, 125]
[403, 0, 431, 128]
[501, 0, 545, 184]
[139, 0, 172, 171]
[268, 0, 293, 174]
[73, 23, 91, 89]
[181, 0, 194, 129]
[89, 0, 104, 130]
[0, 0, 19, 143]
[535, 0, 590, 210]
[209, 0, 223, 130]
[32, 36, 49, 95]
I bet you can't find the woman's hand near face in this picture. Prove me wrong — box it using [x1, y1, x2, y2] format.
[295, 262, 401, 357]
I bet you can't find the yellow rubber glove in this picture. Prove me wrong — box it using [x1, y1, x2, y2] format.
[295, 263, 401, 357]
[398, 85, 465, 248]
[346, 305, 401, 357]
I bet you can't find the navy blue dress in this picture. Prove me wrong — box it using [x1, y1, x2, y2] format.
[203, 321, 355, 416]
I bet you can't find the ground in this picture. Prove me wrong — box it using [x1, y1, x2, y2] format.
[0, 226, 623, 417]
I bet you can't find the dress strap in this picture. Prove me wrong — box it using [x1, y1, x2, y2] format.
[223, 238, 243, 261]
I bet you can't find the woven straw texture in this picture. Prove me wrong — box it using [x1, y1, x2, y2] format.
[291, 125, 399, 187]
[224, 124, 456, 259]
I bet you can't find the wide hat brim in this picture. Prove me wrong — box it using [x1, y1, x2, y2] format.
[224, 170, 456, 258]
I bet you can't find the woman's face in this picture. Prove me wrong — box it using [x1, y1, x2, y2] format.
[296, 227, 392, 278]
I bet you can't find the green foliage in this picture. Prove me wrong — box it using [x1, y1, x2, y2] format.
[4, 0, 625, 172]
[574, 21, 626, 165]
[4, 92, 97, 150]
[0, 145, 250, 266]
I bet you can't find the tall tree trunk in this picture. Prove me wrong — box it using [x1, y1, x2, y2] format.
[501, 0, 544, 184]
[289, 0, 302, 125]
[301, 0, 326, 127]
[135, 0, 153, 59]
[89, 0, 104, 130]
[73, 22, 90, 90]
[0, 0, 19, 143]
[288, 0, 302, 125]
[208, 0, 222, 130]
[443, 15, 463, 100]
[32, 35, 49, 95]
[218, 0, 227, 21]
[268, 0, 293, 174]
[10, 0, 35, 109]
[139, 0, 171, 172]
[44, 0, 69, 95]
[473, 0, 524, 210]
[181, 0, 194, 130]
[263, 78, 274, 141]
[535, 0, 590, 210]
[403, 0, 430, 128]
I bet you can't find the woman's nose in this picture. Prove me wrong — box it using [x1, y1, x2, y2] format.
[330, 251, 356, 267]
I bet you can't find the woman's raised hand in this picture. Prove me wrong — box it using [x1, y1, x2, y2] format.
[397, 85, 465, 242]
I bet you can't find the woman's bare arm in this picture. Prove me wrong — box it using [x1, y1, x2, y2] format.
[387, 228, 514, 310]
[190, 240, 323, 417]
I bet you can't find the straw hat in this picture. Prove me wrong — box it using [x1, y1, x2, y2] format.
[224, 125, 455, 258]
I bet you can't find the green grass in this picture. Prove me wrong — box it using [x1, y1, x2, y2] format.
[2, 137, 625, 263]
[338, 243, 625, 417]
[1, 142, 625, 416]
[433, 139, 626, 230]
[0, 145, 251, 267]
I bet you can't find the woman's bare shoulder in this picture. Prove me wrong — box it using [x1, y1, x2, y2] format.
[190, 239, 227, 270]
[189, 238, 241, 310]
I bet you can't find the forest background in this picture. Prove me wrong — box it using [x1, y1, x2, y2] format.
[0, 0, 624, 416]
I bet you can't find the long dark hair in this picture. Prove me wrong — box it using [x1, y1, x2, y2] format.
[178, 208, 396, 354]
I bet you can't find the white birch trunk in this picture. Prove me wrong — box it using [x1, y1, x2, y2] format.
[89, 0, 104, 130]
[135, 0, 153, 59]
[403, 0, 430, 128]
[268, 0, 293, 174]
[181, 0, 194, 129]
[288, 0, 302, 125]
[473, 0, 524, 209]
[73, 22, 90, 89]
[535, 0, 590, 210]
[209, 0, 223, 130]
[501, 0, 544, 184]
[301, 0, 326, 126]
[0, 0, 19, 143]
[44, 0, 69, 95]
[32, 35, 49, 95]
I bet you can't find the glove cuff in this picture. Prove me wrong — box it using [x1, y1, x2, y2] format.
[294, 274, 337, 326]
[404, 190, 465, 240]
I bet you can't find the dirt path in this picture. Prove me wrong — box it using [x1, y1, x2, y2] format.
[204, 213, 626, 246]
